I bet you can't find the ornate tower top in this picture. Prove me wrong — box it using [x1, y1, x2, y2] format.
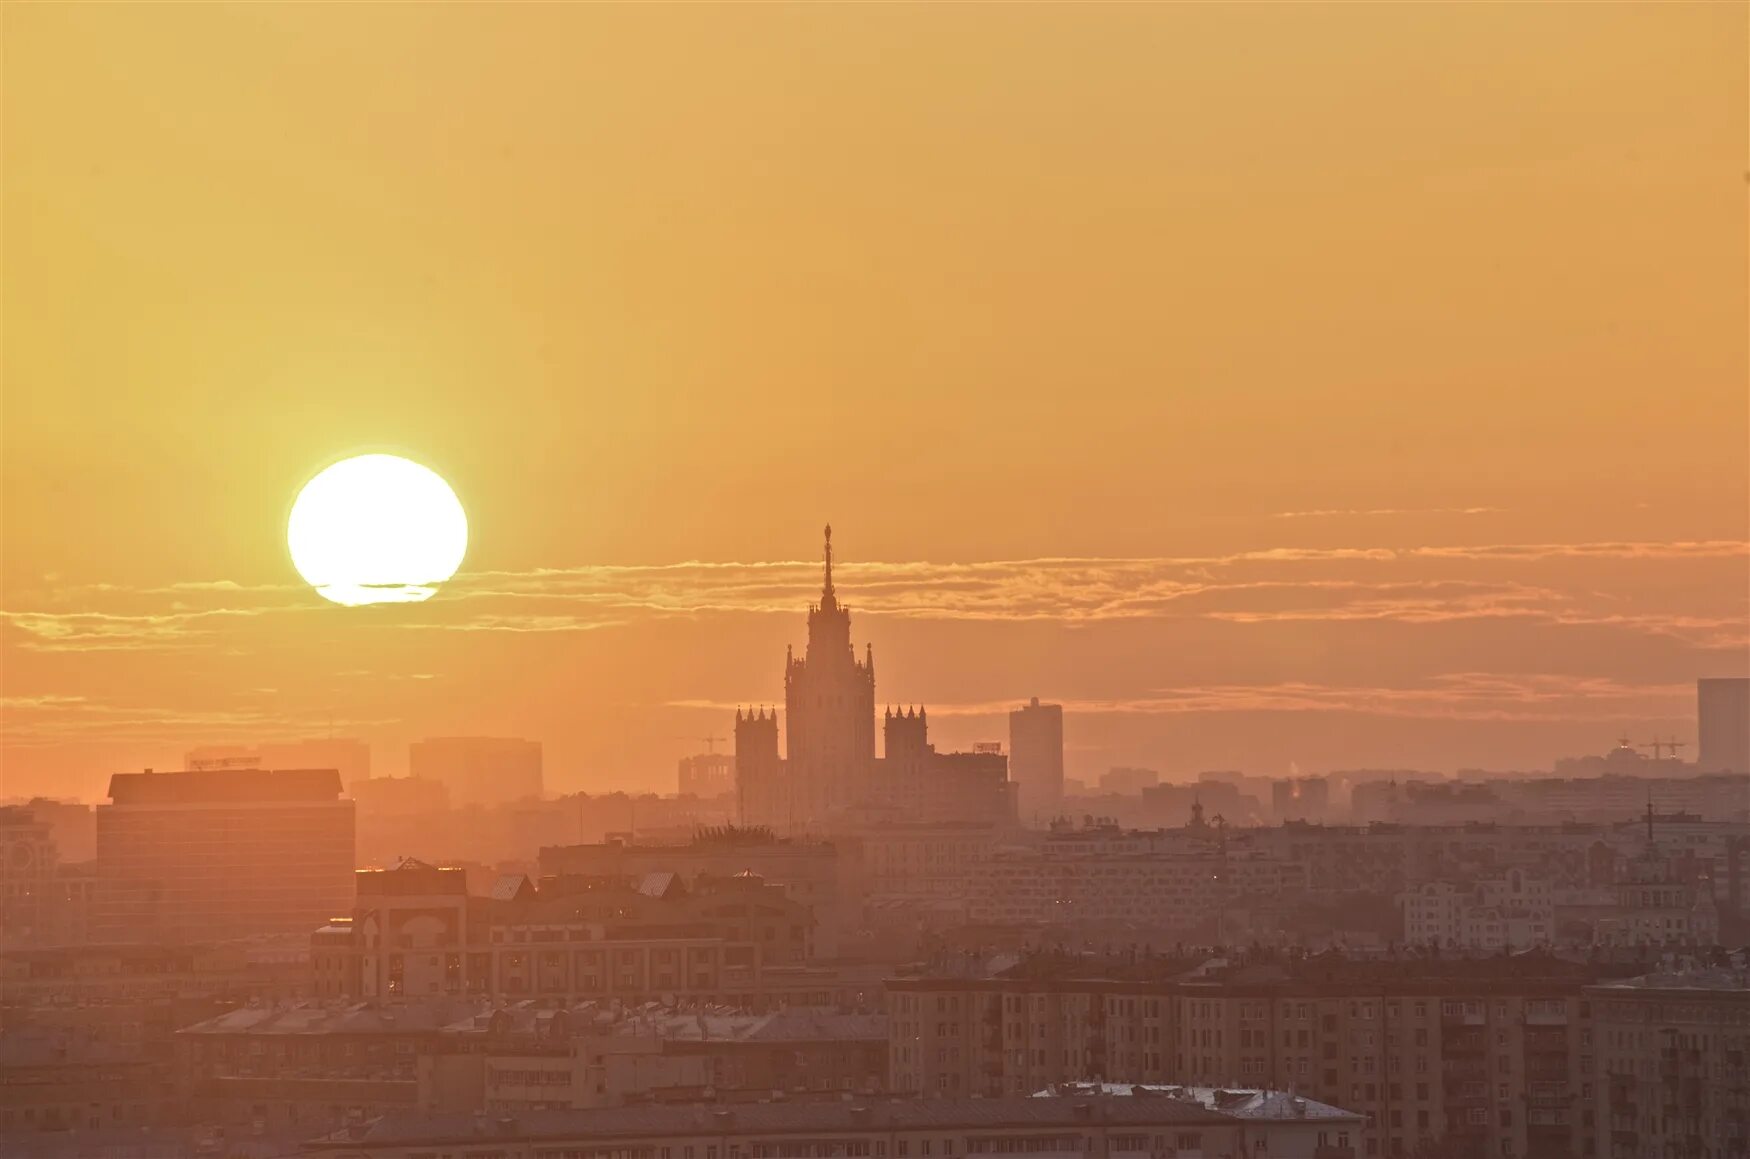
[821, 524, 837, 611]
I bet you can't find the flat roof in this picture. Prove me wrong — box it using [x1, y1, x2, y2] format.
[107, 767, 344, 805]
[306, 1097, 1235, 1151]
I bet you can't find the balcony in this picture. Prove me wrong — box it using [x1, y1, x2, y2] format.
[1445, 1032, 1487, 1056]
[1523, 1006, 1569, 1026]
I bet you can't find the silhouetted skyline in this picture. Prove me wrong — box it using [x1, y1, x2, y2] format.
[4, 4, 1746, 800]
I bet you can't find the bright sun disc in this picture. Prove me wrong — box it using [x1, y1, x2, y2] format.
[288, 454, 468, 606]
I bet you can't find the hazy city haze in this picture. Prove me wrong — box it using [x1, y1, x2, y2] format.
[3, 9, 1748, 1159]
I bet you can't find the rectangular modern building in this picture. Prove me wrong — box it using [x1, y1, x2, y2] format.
[94, 767, 355, 944]
[1009, 697, 1065, 823]
[1697, 677, 1750, 773]
[408, 736, 543, 807]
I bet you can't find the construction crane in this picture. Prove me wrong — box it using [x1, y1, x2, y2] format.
[1639, 737, 1687, 762]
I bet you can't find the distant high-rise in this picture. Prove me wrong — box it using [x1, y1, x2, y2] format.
[1009, 697, 1064, 821]
[93, 767, 355, 943]
[735, 528, 1014, 831]
[409, 737, 543, 807]
[783, 524, 877, 822]
[1697, 678, 1750, 773]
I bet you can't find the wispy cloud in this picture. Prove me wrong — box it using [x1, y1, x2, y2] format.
[0, 692, 395, 747]
[1273, 507, 1503, 519]
[670, 674, 1693, 724]
[0, 607, 288, 652]
[396, 613, 626, 634]
[3, 540, 1743, 652]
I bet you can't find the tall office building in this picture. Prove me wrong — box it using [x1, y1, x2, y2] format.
[1008, 697, 1064, 822]
[93, 767, 355, 944]
[409, 737, 544, 807]
[1697, 677, 1750, 773]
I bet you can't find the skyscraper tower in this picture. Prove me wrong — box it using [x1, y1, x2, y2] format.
[784, 525, 876, 825]
[1009, 697, 1065, 822]
[1697, 678, 1750, 773]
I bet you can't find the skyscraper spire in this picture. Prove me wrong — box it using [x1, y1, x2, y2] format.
[820, 523, 837, 611]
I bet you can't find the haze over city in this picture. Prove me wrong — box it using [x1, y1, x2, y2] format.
[4, 8, 1750, 1159]
[5, 3, 1746, 801]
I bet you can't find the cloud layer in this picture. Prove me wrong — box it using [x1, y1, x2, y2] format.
[5, 539, 1746, 651]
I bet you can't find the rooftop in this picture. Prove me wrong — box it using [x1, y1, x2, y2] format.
[106, 767, 343, 805]
[440, 1001, 886, 1043]
[175, 999, 479, 1037]
[305, 1096, 1236, 1151]
[1033, 1084, 1360, 1123]
[1589, 965, 1750, 994]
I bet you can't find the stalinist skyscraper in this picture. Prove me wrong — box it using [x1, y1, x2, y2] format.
[735, 527, 1014, 833]
[783, 526, 876, 822]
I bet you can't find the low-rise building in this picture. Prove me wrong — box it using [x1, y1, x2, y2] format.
[315, 858, 816, 1005]
[541, 829, 853, 959]
[421, 1002, 888, 1114]
[304, 1092, 1338, 1159]
[172, 998, 478, 1136]
[0, 1026, 171, 1134]
[1035, 1084, 1362, 1159]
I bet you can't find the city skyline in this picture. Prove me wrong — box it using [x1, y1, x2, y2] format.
[4, 4, 1747, 799]
[4, 524, 1745, 800]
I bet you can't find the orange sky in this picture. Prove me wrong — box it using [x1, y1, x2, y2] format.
[3, 5, 1746, 801]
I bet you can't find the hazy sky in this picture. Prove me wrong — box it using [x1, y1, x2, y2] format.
[4, 5, 1746, 801]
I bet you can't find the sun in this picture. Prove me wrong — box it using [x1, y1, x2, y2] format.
[287, 454, 468, 606]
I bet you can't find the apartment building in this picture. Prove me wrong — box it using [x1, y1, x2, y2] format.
[540, 829, 852, 959]
[172, 999, 476, 1134]
[1399, 870, 1555, 951]
[889, 950, 1634, 1159]
[315, 858, 816, 1006]
[970, 853, 1306, 930]
[421, 1004, 888, 1114]
[303, 1094, 1328, 1159]
[1590, 964, 1750, 1159]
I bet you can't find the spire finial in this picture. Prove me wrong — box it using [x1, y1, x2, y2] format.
[821, 523, 837, 608]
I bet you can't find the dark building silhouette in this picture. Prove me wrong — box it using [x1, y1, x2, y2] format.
[1008, 697, 1064, 822]
[736, 528, 1014, 832]
[93, 767, 354, 944]
[1697, 677, 1750, 773]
